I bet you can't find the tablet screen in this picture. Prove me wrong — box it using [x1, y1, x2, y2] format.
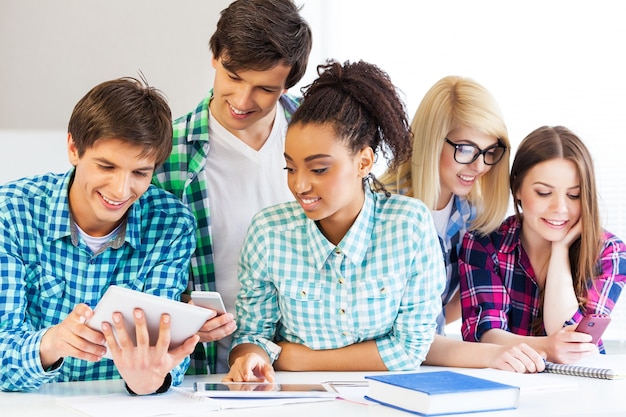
[193, 382, 338, 398]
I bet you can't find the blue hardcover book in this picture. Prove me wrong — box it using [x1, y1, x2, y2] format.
[365, 371, 519, 416]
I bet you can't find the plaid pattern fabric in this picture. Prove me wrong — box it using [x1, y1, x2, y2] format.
[232, 190, 446, 370]
[390, 178, 475, 334]
[0, 170, 196, 391]
[459, 215, 626, 353]
[152, 90, 300, 374]
[435, 196, 475, 334]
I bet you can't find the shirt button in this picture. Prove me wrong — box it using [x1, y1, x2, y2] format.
[339, 308, 346, 315]
[334, 247, 342, 254]
[187, 172, 194, 179]
[338, 278, 344, 285]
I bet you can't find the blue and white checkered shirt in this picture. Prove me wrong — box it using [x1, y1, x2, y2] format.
[435, 196, 475, 333]
[232, 189, 445, 370]
[0, 170, 196, 392]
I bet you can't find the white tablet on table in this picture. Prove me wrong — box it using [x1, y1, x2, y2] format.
[86, 285, 212, 359]
[193, 382, 338, 398]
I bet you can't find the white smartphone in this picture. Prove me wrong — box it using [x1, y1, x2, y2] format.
[190, 291, 226, 315]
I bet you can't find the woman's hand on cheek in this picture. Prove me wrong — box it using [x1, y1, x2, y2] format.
[556, 219, 583, 250]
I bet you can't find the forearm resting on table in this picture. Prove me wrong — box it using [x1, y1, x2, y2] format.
[480, 328, 532, 345]
[479, 329, 553, 357]
[424, 334, 504, 368]
[274, 340, 387, 371]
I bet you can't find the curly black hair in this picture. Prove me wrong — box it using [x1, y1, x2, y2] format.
[291, 60, 412, 172]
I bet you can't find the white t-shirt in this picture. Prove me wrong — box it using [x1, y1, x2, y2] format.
[203, 102, 293, 372]
[75, 222, 122, 253]
[430, 195, 454, 333]
[431, 195, 453, 248]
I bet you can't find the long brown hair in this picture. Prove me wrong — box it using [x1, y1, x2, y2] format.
[511, 125, 602, 318]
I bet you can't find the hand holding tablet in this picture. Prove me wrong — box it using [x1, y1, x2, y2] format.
[86, 285, 214, 359]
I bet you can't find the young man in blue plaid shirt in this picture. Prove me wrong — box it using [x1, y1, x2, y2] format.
[0, 77, 198, 394]
[153, 0, 313, 374]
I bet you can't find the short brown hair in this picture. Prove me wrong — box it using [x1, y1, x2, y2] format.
[209, 0, 312, 89]
[68, 77, 173, 167]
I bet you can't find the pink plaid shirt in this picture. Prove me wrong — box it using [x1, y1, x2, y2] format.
[459, 215, 626, 353]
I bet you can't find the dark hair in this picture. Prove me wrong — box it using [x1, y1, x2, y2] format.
[511, 125, 602, 323]
[67, 77, 173, 168]
[291, 60, 412, 174]
[209, 0, 312, 89]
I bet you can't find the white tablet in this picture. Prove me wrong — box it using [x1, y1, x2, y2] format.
[193, 382, 338, 398]
[86, 285, 212, 359]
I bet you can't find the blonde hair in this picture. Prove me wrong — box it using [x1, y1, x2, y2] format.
[380, 75, 510, 234]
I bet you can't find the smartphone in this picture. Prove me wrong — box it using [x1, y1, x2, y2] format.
[575, 314, 611, 344]
[190, 291, 226, 315]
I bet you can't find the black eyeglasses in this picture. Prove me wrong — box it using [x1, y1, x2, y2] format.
[444, 138, 507, 165]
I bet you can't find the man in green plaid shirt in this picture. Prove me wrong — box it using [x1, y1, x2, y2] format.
[152, 0, 312, 374]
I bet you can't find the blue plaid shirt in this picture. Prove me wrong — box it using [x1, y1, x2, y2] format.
[0, 170, 196, 392]
[435, 196, 475, 333]
[233, 189, 445, 370]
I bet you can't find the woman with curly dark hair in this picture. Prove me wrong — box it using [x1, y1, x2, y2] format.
[224, 61, 546, 382]
[224, 59, 445, 380]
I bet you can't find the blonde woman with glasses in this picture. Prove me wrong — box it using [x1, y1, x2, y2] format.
[381, 76, 544, 372]
[381, 75, 510, 335]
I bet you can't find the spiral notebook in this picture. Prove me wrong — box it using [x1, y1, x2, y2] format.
[543, 354, 626, 380]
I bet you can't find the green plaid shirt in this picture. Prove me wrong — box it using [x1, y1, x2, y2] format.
[152, 90, 300, 374]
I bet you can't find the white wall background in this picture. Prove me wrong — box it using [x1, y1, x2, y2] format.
[1, 0, 624, 341]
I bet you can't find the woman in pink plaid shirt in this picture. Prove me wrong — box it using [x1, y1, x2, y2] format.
[460, 125, 626, 364]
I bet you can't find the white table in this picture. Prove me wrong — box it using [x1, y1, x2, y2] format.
[3, 358, 626, 416]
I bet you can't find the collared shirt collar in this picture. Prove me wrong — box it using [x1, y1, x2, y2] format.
[47, 169, 137, 251]
[308, 189, 375, 270]
[499, 215, 523, 255]
[186, 90, 213, 144]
